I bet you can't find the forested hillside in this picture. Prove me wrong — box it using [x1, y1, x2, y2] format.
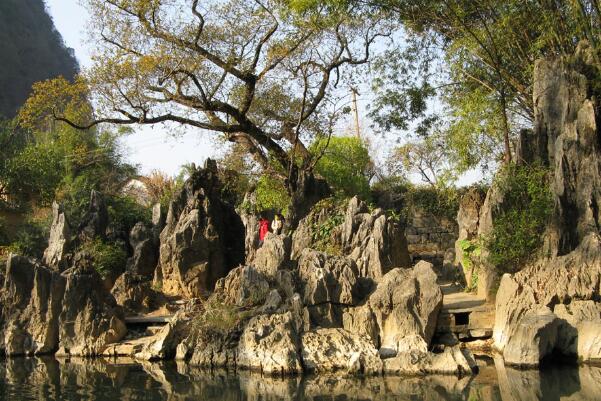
[0, 0, 78, 119]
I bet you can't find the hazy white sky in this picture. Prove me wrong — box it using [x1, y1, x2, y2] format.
[45, 0, 222, 177]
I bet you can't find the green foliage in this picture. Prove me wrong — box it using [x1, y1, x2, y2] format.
[255, 175, 291, 215]
[310, 137, 372, 200]
[3, 142, 64, 206]
[6, 214, 52, 259]
[81, 238, 127, 278]
[307, 197, 346, 255]
[484, 163, 553, 272]
[107, 195, 151, 236]
[458, 238, 482, 292]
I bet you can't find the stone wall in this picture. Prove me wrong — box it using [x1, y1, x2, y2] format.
[405, 209, 457, 273]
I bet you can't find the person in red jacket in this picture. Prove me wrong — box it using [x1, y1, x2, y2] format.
[258, 216, 269, 247]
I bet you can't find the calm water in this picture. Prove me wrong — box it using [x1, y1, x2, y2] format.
[0, 356, 599, 401]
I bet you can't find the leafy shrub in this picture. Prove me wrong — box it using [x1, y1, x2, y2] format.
[81, 238, 127, 277]
[372, 178, 460, 222]
[255, 174, 290, 215]
[107, 195, 151, 235]
[307, 197, 346, 255]
[6, 214, 51, 258]
[310, 136, 372, 200]
[484, 162, 553, 272]
[458, 238, 482, 292]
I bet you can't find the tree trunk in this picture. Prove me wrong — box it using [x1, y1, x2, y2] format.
[500, 89, 512, 164]
[286, 170, 331, 230]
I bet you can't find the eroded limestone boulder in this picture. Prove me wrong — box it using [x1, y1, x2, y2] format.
[111, 272, 159, 314]
[342, 197, 411, 280]
[555, 301, 601, 362]
[237, 312, 302, 374]
[135, 312, 189, 361]
[56, 255, 127, 357]
[503, 306, 560, 367]
[253, 233, 290, 278]
[1, 255, 65, 356]
[127, 222, 158, 277]
[301, 328, 383, 374]
[383, 345, 476, 375]
[43, 202, 71, 271]
[292, 196, 410, 280]
[344, 261, 442, 357]
[155, 159, 245, 298]
[78, 190, 109, 241]
[216, 265, 270, 307]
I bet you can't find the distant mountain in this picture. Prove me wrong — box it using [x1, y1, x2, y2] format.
[0, 0, 79, 119]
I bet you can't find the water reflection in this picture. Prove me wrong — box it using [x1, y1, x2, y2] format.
[0, 356, 599, 401]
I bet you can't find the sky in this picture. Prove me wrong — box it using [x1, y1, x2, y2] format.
[44, 0, 481, 185]
[45, 0, 221, 177]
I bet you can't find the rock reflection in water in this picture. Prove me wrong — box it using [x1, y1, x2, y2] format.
[0, 357, 600, 401]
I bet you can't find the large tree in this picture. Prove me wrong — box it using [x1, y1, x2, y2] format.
[22, 0, 390, 226]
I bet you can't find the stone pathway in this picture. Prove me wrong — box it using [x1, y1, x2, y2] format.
[436, 282, 495, 340]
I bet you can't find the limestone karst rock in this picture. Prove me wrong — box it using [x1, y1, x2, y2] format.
[454, 187, 486, 285]
[301, 328, 383, 374]
[253, 233, 291, 279]
[155, 159, 245, 299]
[237, 311, 303, 374]
[493, 44, 601, 366]
[56, 253, 127, 357]
[502, 306, 560, 367]
[78, 190, 109, 242]
[1, 255, 65, 356]
[343, 261, 442, 357]
[43, 202, 71, 271]
[292, 196, 411, 280]
[341, 197, 411, 279]
[1, 252, 127, 357]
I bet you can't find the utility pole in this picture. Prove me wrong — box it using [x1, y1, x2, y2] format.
[351, 87, 361, 139]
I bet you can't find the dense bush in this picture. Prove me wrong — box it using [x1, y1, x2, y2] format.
[107, 195, 151, 237]
[484, 162, 553, 272]
[372, 177, 461, 222]
[6, 213, 51, 258]
[254, 174, 291, 215]
[310, 136, 372, 200]
[81, 238, 127, 278]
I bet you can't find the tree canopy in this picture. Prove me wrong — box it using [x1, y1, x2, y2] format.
[22, 0, 391, 209]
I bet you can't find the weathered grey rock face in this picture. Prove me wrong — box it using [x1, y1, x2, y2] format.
[1, 255, 65, 356]
[343, 261, 442, 356]
[110, 272, 158, 314]
[292, 196, 410, 281]
[155, 159, 245, 298]
[342, 197, 411, 280]
[454, 187, 486, 286]
[298, 249, 365, 328]
[493, 234, 601, 365]
[78, 190, 109, 241]
[1, 253, 127, 358]
[301, 328, 383, 374]
[237, 311, 302, 374]
[554, 301, 601, 362]
[216, 265, 270, 307]
[43, 202, 71, 271]
[503, 306, 560, 367]
[253, 233, 291, 279]
[134, 311, 189, 361]
[490, 47, 601, 367]
[56, 254, 127, 357]
[127, 222, 158, 277]
[298, 249, 362, 307]
[383, 345, 476, 375]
